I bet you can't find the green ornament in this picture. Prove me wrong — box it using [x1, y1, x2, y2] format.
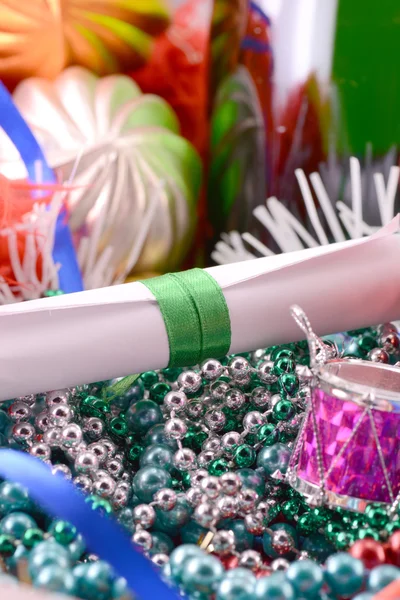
[208, 458, 229, 476]
[257, 423, 277, 445]
[272, 400, 295, 422]
[278, 373, 300, 397]
[126, 444, 144, 468]
[140, 371, 159, 390]
[108, 416, 129, 442]
[273, 357, 296, 376]
[149, 382, 171, 405]
[234, 444, 256, 468]
[50, 521, 77, 545]
[161, 368, 183, 382]
[22, 528, 44, 549]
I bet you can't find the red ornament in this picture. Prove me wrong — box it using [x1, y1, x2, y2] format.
[388, 531, 400, 566]
[349, 539, 386, 569]
[220, 555, 239, 570]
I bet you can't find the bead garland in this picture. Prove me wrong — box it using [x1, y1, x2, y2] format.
[0, 323, 399, 598]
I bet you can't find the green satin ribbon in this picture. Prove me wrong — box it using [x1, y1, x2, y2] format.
[141, 269, 231, 367]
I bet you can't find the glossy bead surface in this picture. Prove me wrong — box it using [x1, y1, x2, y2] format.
[140, 444, 174, 472]
[126, 400, 162, 434]
[0, 512, 37, 539]
[169, 544, 203, 582]
[255, 572, 295, 600]
[256, 443, 291, 475]
[217, 569, 256, 600]
[367, 565, 400, 593]
[33, 565, 76, 594]
[181, 553, 224, 595]
[286, 559, 324, 597]
[325, 552, 364, 596]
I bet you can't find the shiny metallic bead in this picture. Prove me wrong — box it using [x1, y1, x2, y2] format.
[66, 441, 87, 460]
[271, 393, 281, 407]
[88, 442, 108, 465]
[61, 423, 83, 448]
[200, 476, 221, 499]
[82, 417, 105, 440]
[73, 475, 92, 494]
[8, 401, 31, 422]
[220, 472, 242, 496]
[43, 426, 62, 448]
[133, 504, 156, 529]
[243, 411, 264, 433]
[257, 500, 277, 520]
[94, 469, 110, 480]
[177, 370, 202, 394]
[271, 530, 295, 555]
[115, 481, 130, 494]
[225, 389, 246, 410]
[368, 348, 390, 363]
[239, 488, 259, 513]
[173, 448, 197, 471]
[244, 512, 264, 535]
[251, 387, 271, 409]
[379, 332, 400, 354]
[202, 437, 221, 453]
[185, 487, 203, 507]
[48, 404, 73, 427]
[164, 390, 187, 412]
[112, 488, 129, 510]
[153, 488, 177, 511]
[239, 549, 262, 570]
[30, 442, 51, 461]
[164, 418, 187, 440]
[217, 495, 238, 519]
[201, 359, 224, 381]
[152, 554, 169, 567]
[35, 411, 50, 432]
[17, 394, 36, 407]
[190, 469, 209, 487]
[46, 390, 69, 408]
[194, 502, 219, 528]
[258, 360, 278, 384]
[132, 529, 153, 551]
[106, 458, 124, 478]
[377, 322, 398, 336]
[185, 401, 204, 419]
[212, 530, 235, 556]
[197, 450, 216, 468]
[75, 451, 99, 474]
[229, 356, 251, 378]
[210, 381, 231, 402]
[204, 409, 226, 431]
[99, 438, 116, 458]
[12, 422, 35, 445]
[221, 431, 241, 455]
[93, 475, 116, 498]
[271, 558, 290, 571]
[51, 464, 72, 479]
[251, 349, 267, 363]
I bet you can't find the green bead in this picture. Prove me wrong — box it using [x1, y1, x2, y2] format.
[23, 528, 44, 549]
[80, 396, 109, 419]
[386, 520, 400, 534]
[154, 496, 192, 535]
[149, 531, 174, 555]
[334, 531, 355, 550]
[73, 561, 114, 600]
[161, 367, 183, 381]
[272, 348, 295, 361]
[0, 482, 32, 514]
[358, 335, 377, 352]
[150, 382, 172, 404]
[169, 544, 204, 583]
[272, 399, 295, 422]
[278, 373, 299, 397]
[140, 371, 159, 389]
[325, 552, 364, 597]
[184, 428, 207, 452]
[297, 512, 319, 536]
[0, 512, 37, 539]
[286, 559, 324, 598]
[85, 496, 113, 516]
[144, 424, 177, 449]
[126, 444, 143, 467]
[256, 443, 291, 475]
[125, 399, 163, 434]
[108, 416, 129, 441]
[0, 534, 16, 557]
[209, 458, 229, 476]
[311, 507, 332, 527]
[50, 520, 77, 545]
[301, 533, 336, 562]
[140, 444, 174, 472]
[325, 522, 344, 541]
[257, 423, 277, 445]
[223, 520, 254, 552]
[181, 521, 208, 545]
[281, 499, 301, 521]
[132, 466, 172, 503]
[366, 505, 389, 529]
[273, 356, 296, 376]
[43, 290, 64, 297]
[262, 502, 280, 525]
[234, 444, 256, 468]
[357, 528, 380, 541]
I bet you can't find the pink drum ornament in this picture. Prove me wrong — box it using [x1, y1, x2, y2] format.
[287, 358, 400, 511]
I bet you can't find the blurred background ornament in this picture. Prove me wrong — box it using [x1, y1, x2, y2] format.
[0, 0, 170, 89]
[0, 67, 202, 288]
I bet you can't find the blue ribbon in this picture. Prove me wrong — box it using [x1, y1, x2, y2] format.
[0, 82, 83, 293]
[0, 449, 180, 600]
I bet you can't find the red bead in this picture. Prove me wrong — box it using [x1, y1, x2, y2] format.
[220, 555, 239, 570]
[384, 542, 397, 566]
[349, 539, 386, 569]
[255, 568, 271, 579]
[388, 531, 400, 566]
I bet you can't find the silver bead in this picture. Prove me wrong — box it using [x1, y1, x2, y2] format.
[99, 438, 117, 458]
[257, 500, 277, 519]
[73, 475, 92, 493]
[201, 359, 224, 381]
[377, 323, 398, 336]
[200, 476, 221, 499]
[12, 422, 35, 445]
[35, 411, 50, 432]
[88, 443, 108, 464]
[93, 475, 116, 498]
[46, 390, 69, 408]
[94, 469, 110, 480]
[220, 472, 241, 496]
[164, 418, 187, 440]
[66, 441, 87, 460]
[185, 401, 205, 419]
[61, 424, 83, 448]
[82, 417, 105, 440]
[177, 370, 202, 394]
[204, 410, 226, 431]
[202, 437, 221, 453]
[75, 451, 99, 474]
[164, 390, 187, 412]
[132, 529, 153, 551]
[30, 442, 51, 461]
[368, 348, 389, 363]
[186, 487, 203, 507]
[271, 558, 290, 571]
[190, 469, 209, 487]
[238, 488, 259, 513]
[133, 504, 156, 529]
[243, 411, 264, 433]
[251, 387, 271, 409]
[112, 487, 130, 509]
[173, 448, 196, 471]
[115, 481, 131, 494]
[244, 512, 264, 535]
[210, 381, 230, 401]
[106, 458, 124, 478]
[225, 389, 246, 410]
[271, 393, 281, 407]
[152, 554, 169, 567]
[194, 502, 219, 527]
[43, 427, 62, 448]
[51, 464, 72, 479]
[379, 332, 400, 354]
[251, 349, 267, 363]
[271, 530, 295, 555]
[153, 488, 177, 511]
[229, 356, 251, 378]
[217, 495, 238, 519]
[239, 549, 262, 570]
[48, 404, 73, 427]
[8, 401, 31, 422]
[212, 530, 235, 556]
[258, 361, 277, 384]
[221, 432, 241, 455]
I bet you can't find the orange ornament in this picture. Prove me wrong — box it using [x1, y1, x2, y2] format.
[0, 0, 170, 89]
